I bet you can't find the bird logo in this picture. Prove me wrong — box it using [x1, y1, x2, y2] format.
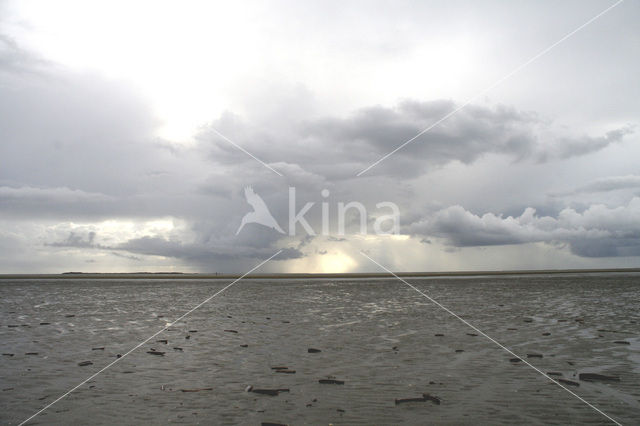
[236, 186, 285, 235]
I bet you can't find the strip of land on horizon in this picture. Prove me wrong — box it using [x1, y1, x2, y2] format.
[1, 268, 639, 279]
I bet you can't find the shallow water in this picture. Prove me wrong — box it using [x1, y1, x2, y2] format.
[1, 273, 639, 425]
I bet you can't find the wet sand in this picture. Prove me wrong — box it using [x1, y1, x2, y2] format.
[1, 273, 639, 424]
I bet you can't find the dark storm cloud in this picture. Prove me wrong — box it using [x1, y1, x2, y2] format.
[407, 197, 640, 257]
[115, 236, 304, 262]
[200, 99, 633, 179]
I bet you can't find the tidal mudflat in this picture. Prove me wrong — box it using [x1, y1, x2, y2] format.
[1, 273, 639, 424]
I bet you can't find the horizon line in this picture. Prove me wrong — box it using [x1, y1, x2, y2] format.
[1, 267, 639, 279]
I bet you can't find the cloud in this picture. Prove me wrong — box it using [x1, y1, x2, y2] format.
[0, 33, 50, 74]
[552, 175, 640, 196]
[200, 99, 633, 179]
[110, 251, 142, 261]
[114, 236, 304, 263]
[535, 126, 635, 163]
[0, 33, 167, 201]
[0, 186, 113, 217]
[47, 230, 97, 248]
[1, 29, 638, 272]
[407, 197, 640, 257]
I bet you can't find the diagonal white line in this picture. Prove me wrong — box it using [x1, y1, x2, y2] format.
[356, 0, 625, 176]
[210, 126, 283, 176]
[17, 250, 283, 426]
[359, 251, 622, 425]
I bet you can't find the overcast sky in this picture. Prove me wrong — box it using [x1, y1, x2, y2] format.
[1, 0, 639, 273]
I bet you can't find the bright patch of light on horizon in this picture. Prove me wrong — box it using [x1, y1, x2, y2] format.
[320, 252, 356, 274]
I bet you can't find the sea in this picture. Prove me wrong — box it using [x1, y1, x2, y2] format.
[1, 273, 639, 425]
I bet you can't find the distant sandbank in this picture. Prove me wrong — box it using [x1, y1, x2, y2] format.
[1, 268, 639, 280]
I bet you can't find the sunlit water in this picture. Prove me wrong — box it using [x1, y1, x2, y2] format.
[1, 274, 639, 425]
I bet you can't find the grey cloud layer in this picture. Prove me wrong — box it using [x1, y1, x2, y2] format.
[2, 31, 639, 271]
[407, 198, 640, 257]
[553, 175, 640, 196]
[201, 99, 632, 179]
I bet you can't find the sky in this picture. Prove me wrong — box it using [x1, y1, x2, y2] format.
[0, 0, 639, 273]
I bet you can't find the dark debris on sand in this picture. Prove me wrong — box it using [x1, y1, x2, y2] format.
[246, 386, 290, 396]
[578, 373, 620, 382]
[395, 393, 441, 405]
[319, 379, 344, 385]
